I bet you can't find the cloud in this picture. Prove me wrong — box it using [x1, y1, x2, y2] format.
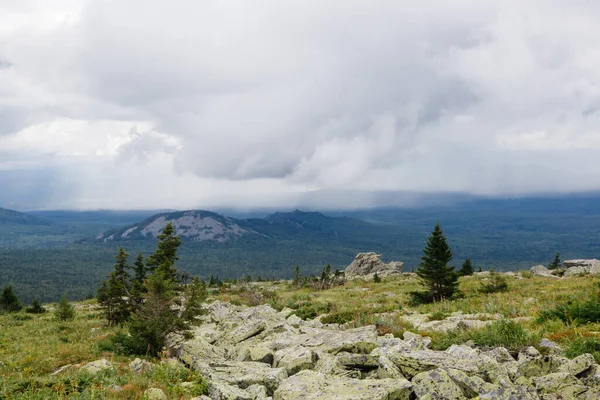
[2, 0, 600, 209]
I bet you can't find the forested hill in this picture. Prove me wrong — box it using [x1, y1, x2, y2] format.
[0, 207, 53, 226]
[93, 209, 375, 243]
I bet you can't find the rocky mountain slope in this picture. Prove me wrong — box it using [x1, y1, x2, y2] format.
[95, 209, 376, 244]
[166, 300, 600, 399]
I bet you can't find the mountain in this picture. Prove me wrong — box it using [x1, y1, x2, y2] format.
[94, 209, 374, 243]
[0, 207, 54, 226]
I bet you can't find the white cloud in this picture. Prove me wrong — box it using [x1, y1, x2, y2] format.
[2, 0, 600, 209]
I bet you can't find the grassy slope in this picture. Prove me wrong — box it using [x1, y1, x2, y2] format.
[3, 273, 600, 398]
[0, 301, 206, 399]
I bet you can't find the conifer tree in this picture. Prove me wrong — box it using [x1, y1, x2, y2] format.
[128, 271, 187, 355]
[293, 265, 301, 288]
[0, 284, 23, 313]
[146, 222, 181, 282]
[459, 258, 475, 276]
[98, 247, 133, 325]
[131, 252, 147, 302]
[548, 252, 561, 270]
[55, 294, 76, 321]
[373, 272, 381, 283]
[415, 222, 459, 302]
[181, 277, 207, 322]
[26, 297, 46, 314]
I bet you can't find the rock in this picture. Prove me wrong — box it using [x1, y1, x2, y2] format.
[51, 364, 74, 375]
[199, 361, 287, 395]
[564, 266, 590, 277]
[377, 355, 405, 379]
[564, 259, 600, 274]
[532, 372, 583, 394]
[558, 353, 596, 376]
[386, 349, 479, 379]
[108, 384, 123, 392]
[80, 359, 113, 375]
[208, 381, 255, 400]
[273, 370, 413, 400]
[530, 265, 557, 278]
[273, 345, 316, 375]
[129, 358, 153, 373]
[220, 320, 267, 345]
[539, 338, 562, 354]
[478, 385, 539, 399]
[412, 368, 467, 399]
[143, 388, 167, 400]
[344, 252, 403, 279]
[486, 347, 515, 363]
[445, 368, 500, 395]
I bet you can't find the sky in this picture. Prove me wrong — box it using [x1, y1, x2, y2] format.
[1, 1, 600, 210]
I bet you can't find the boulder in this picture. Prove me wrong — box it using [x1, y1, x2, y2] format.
[558, 353, 596, 376]
[80, 359, 113, 375]
[529, 265, 556, 278]
[412, 369, 466, 399]
[563, 259, 600, 276]
[344, 252, 403, 279]
[273, 345, 316, 375]
[143, 388, 167, 400]
[273, 370, 413, 400]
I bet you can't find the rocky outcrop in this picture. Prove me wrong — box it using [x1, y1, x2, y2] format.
[168, 301, 600, 399]
[529, 265, 557, 278]
[564, 259, 600, 276]
[344, 252, 403, 279]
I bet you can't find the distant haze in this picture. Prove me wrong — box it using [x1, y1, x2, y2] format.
[2, 1, 600, 210]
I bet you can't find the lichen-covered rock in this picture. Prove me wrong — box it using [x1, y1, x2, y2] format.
[208, 381, 255, 400]
[387, 349, 479, 379]
[199, 361, 287, 395]
[558, 353, 596, 376]
[532, 372, 584, 395]
[412, 369, 467, 399]
[564, 259, 600, 275]
[530, 265, 556, 277]
[273, 370, 412, 400]
[143, 388, 167, 400]
[273, 345, 316, 375]
[478, 385, 539, 399]
[445, 368, 500, 396]
[80, 359, 113, 375]
[377, 355, 405, 379]
[129, 358, 153, 373]
[564, 266, 590, 277]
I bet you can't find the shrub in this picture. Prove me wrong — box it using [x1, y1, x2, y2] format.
[293, 301, 332, 320]
[54, 294, 76, 321]
[538, 297, 600, 325]
[565, 337, 600, 363]
[520, 271, 533, 279]
[478, 269, 509, 294]
[428, 311, 448, 321]
[431, 319, 536, 351]
[321, 310, 355, 324]
[373, 273, 381, 283]
[26, 297, 47, 314]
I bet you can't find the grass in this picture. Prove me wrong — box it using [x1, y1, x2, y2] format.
[0, 301, 207, 399]
[219, 272, 600, 354]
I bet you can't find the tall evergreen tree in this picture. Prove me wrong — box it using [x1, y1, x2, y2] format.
[98, 247, 133, 325]
[146, 222, 182, 282]
[459, 258, 474, 276]
[0, 284, 23, 313]
[548, 252, 562, 270]
[131, 252, 147, 302]
[415, 222, 459, 302]
[181, 277, 207, 322]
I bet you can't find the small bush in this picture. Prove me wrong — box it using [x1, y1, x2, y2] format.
[520, 271, 533, 279]
[428, 311, 448, 321]
[565, 337, 600, 363]
[293, 301, 332, 320]
[54, 294, 76, 321]
[408, 291, 435, 306]
[431, 319, 537, 351]
[321, 310, 355, 324]
[538, 297, 600, 325]
[26, 298, 47, 314]
[479, 269, 509, 294]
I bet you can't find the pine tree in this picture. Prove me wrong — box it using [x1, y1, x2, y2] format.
[181, 277, 207, 323]
[459, 258, 475, 276]
[548, 252, 561, 270]
[128, 271, 187, 355]
[131, 252, 147, 302]
[415, 222, 459, 302]
[98, 247, 133, 325]
[0, 284, 23, 313]
[293, 265, 301, 288]
[55, 294, 76, 321]
[26, 297, 46, 314]
[373, 272, 381, 283]
[146, 222, 182, 282]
